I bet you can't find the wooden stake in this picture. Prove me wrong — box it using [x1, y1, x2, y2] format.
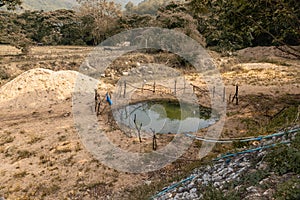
[223, 87, 226, 102]
[231, 85, 239, 105]
[123, 81, 127, 98]
[151, 128, 157, 151]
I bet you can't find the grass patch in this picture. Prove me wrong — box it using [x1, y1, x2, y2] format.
[0, 135, 14, 145]
[27, 136, 43, 144]
[126, 160, 206, 200]
[266, 132, 300, 175]
[274, 177, 300, 200]
[199, 184, 240, 200]
[16, 150, 34, 160]
[13, 171, 28, 178]
[0, 68, 10, 80]
[265, 106, 299, 133]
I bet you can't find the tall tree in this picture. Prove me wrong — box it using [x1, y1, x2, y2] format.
[77, 0, 121, 45]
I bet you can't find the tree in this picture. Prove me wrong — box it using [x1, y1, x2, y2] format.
[76, 0, 122, 45]
[125, 1, 134, 14]
[0, 0, 21, 10]
[0, 11, 33, 54]
[189, 0, 300, 55]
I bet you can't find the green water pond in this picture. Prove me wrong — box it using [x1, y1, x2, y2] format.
[114, 101, 219, 134]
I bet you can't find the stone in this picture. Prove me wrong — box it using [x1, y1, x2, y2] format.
[190, 188, 197, 193]
[213, 182, 221, 187]
[212, 175, 222, 181]
[187, 182, 195, 189]
[263, 188, 275, 197]
[122, 71, 129, 76]
[178, 187, 185, 193]
[188, 192, 198, 199]
[246, 186, 258, 193]
[182, 191, 189, 198]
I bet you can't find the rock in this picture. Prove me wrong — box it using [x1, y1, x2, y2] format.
[174, 193, 183, 199]
[182, 191, 189, 199]
[178, 187, 185, 193]
[187, 182, 195, 189]
[246, 186, 258, 193]
[190, 188, 197, 193]
[239, 162, 250, 167]
[263, 188, 275, 197]
[212, 175, 222, 181]
[188, 192, 198, 199]
[122, 71, 129, 76]
[213, 182, 221, 187]
[145, 180, 152, 185]
[227, 167, 234, 173]
[202, 173, 211, 182]
[236, 167, 247, 174]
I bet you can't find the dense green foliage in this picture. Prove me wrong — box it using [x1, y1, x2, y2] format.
[189, 0, 300, 52]
[266, 132, 300, 175]
[274, 177, 300, 200]
[0, 0, 299, 55]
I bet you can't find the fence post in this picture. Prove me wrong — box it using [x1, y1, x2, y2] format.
[150, 128, 157, 151]
[94, 89, 98, 112]
[231, 84, 239, 105]
[223, 87, 226, 102]
[235, 85, 239, 105]
[123, 81, 127, 98]
[153, 81, 156, 93]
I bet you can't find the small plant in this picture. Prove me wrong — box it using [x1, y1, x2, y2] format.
[199, 184, 240, 200]
[27, 136, 43, 144]
[274, 177, 300, 200]
[0, 135, 14, 145]
[16, 150, 33, 160]
[0, 68, 10, 80]
[266, 133, 300, 175]
[13, 171, 28, 178]
[238, 170, 269, 186]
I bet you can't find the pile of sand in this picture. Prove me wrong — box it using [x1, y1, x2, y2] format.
[0, 68, 99, 109]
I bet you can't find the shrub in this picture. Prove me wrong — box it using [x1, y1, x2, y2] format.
[274, 177, 300, 200]
[266, 133, 300, 175]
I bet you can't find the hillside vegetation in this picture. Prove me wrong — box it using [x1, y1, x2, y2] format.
[0, 0, 299, 55]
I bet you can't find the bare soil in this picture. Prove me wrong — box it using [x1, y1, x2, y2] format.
[0, 45, 299, 199]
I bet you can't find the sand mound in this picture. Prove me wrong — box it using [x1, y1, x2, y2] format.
[0, 68, 99, 109]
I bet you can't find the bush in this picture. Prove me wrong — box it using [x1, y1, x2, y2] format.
[0, 68, 10, 80]
[274, 177, 300, 200]
[266, 133, 300, 175]
[200, 184, 240, 200]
